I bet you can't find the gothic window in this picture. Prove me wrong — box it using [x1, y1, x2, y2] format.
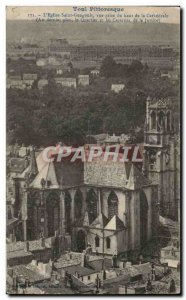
[46, 193, 59, 238]
[151, 111, 156, 130]
[108, 191, 118, 219]
[74, 189, 83, 219]
[158, 111, 165, 131]
[106, 237, 111, 249]
[65, 191, 72, 234]
[167, 111, 171, 131]
[95, 235, 100, 247]
[86, 189, 98, 224]
[77, 230, 86, 252]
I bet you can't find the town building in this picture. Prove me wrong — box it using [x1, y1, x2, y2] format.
[111, 84, 125, 93]
[90, 69, 100, 78]
[49, 39, 174, 65]
[55, 77, 77, 88]
[38, 79, 48, 90]
[6, 79, 26, 90]
[23, 74, 38, 81]
[78, 75, 89, 86]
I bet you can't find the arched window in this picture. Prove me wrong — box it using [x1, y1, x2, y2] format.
[77, 230, 86, 252]
[167, 111, 171, 131]
[65, 191, 72, 234]
[95, 235, 100, 247]
[108, 191, 118, 219]
[74, 189, 83, 219]
[158, 111, 165, 131]
[151, 111, 156, 130]
[46, 193, 59, 238]
[86, 189, 98, 224]
[106, 237, 111, 249]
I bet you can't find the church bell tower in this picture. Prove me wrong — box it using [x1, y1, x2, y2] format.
[143, 96, 177, 219]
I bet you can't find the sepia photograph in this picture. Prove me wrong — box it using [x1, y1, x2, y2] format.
[6, 6, 181, 295]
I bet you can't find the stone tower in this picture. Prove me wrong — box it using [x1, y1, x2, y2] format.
[143, 96, 177, 219]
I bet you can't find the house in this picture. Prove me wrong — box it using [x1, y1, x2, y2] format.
[38, 79, 48, 90]
[78, 75, 89, 86]
[7, 79, 26, 90]
[111, 84, 125, 93]
[23, 74, 38, 81]
[160, 245, 180, 268]
[104, 133, 132, 145]
[55, 77, 77, 88]
[7, 238, 53, 266]
[90, 69, 100, 78]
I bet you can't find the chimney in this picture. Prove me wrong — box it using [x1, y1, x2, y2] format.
[25, 241, 29, 252]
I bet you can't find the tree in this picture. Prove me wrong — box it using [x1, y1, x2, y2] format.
[100, 56, 117, 77]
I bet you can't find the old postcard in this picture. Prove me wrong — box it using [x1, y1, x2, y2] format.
[6, 6, 181, 295]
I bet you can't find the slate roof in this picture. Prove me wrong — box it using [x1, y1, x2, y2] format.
[17, 147, 153, 191]
[63, 264, 97, 276]
[30, 161, 59, 189]
[126, 163, 151, 190]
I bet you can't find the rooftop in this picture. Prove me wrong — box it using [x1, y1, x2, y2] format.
[7, 238, 52, 255]
[63, 264, 96, 276]
[11, 265, 47, 284]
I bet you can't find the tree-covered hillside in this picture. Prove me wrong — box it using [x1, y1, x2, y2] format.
[7, 58, 179, 146]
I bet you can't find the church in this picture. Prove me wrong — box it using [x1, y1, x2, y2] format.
[13, 151, 158, 257]
[10, 96, 180, 257]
